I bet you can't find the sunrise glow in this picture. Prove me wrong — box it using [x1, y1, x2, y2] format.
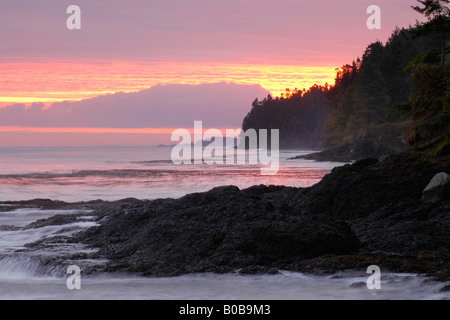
[0, 61, 337, 106]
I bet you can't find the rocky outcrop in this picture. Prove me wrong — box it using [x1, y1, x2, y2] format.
[289, 138, 406, 162]
[65, 152, 450, 279]
[76, 186, 360, 276]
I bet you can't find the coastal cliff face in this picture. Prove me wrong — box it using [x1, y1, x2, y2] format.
[69, 152, 450, 280]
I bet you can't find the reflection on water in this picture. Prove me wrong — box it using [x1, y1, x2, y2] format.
[0, 146, 341, 202]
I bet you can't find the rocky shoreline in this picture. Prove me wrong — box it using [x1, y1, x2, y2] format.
[288, 139, 408, 163]
[2, 152, 449, 281]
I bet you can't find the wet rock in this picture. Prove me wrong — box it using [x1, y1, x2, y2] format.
[76, 185, 360, 276]
[440, 285, 450, 292]
[24, 213, 95, 229]
[238, 266, 280, 275]
[0, 205, 16, 212]
[74, 152, 450, 279]
[350, 281, 367, 288]
[304, 153, 450, 219]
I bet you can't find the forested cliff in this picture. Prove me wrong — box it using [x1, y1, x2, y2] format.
[242, 1, 449, 156]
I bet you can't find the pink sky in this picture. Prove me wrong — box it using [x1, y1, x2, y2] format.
[0, 0, 425, 146]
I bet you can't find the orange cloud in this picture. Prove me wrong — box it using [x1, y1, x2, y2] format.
[0, 61, 337, 106]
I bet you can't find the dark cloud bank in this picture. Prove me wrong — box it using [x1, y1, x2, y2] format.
[0, 83, 270, 128]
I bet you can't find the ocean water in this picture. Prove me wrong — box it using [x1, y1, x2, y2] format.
[0, 146, 337, 202]
[0, 146, 448, 300]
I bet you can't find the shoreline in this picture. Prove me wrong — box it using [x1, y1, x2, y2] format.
[287, 139, 408, 163]
[2, 151, 449, 282]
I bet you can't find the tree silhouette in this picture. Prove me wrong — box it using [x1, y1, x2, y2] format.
[411, 0, 450, 66]
[412, 0, 449, 19]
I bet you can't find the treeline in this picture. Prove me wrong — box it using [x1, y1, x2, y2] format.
[242, 2, 448, 151]
[323, 27, 440, 147]
[242, 84, 331, 148]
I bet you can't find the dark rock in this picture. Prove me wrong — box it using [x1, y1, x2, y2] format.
[76, 185, 360, 276]
[440, 285, 450, 292]
[350, 281, 367, 288]
[24, 213, 96, 229]
[304, 152, 450, 219]
[239, 266, 280, 275]
[73, 152, 450, 280]
[289, 137, 406, 163]
[0, 205, 16, 212]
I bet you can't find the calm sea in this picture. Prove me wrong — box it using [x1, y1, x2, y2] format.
[0, 146, 338, 202]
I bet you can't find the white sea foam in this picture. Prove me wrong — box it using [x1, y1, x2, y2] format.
[0, 208, 448, 300]
[0, 271, 448, 300]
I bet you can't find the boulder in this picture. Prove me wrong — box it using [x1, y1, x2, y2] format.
[422, 172, 450, 203]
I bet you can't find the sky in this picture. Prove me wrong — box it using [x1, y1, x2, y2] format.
[0, 0, 425, 146]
